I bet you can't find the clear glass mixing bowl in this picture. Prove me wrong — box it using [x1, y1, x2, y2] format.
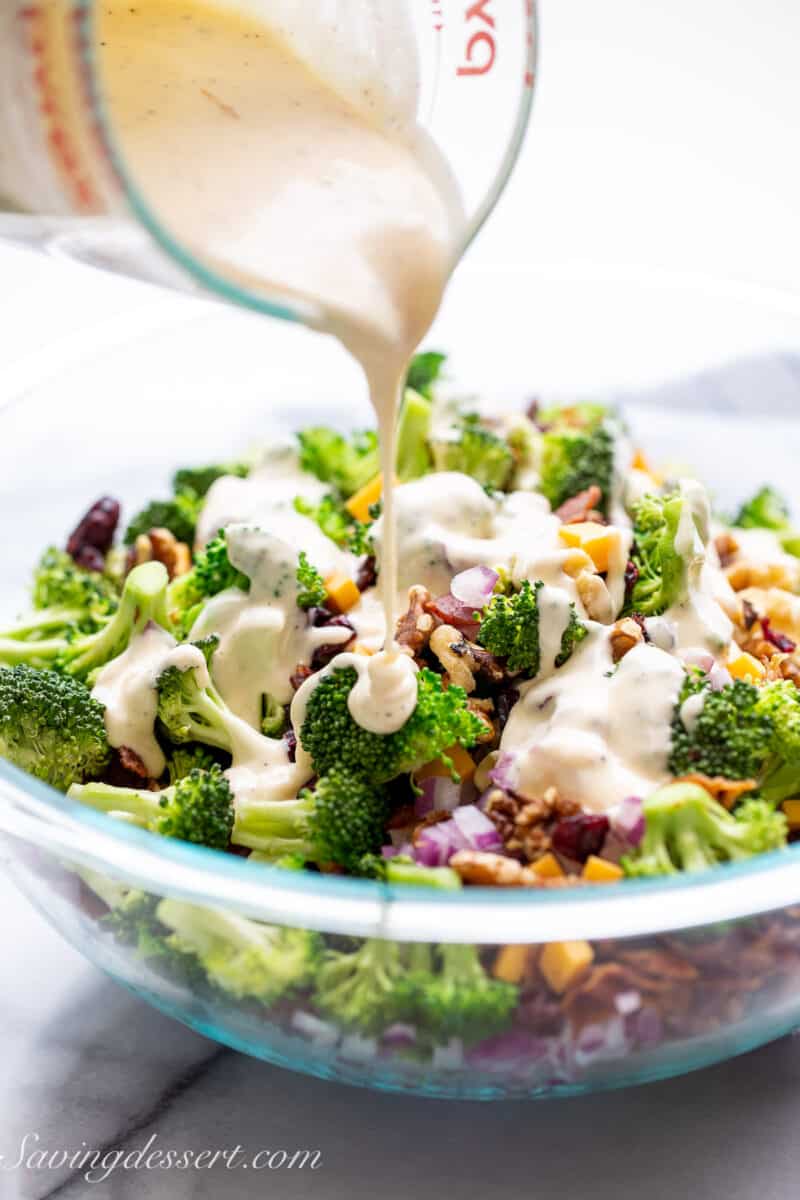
[1, 262, 800, 1099]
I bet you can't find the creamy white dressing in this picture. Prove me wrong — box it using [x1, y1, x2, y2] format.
[190, 524, 354, 726]
[501, 633, 685, 815]
[290, 648, 418, 742]
[662, 480, 734, 655]
[679, 690, 706, 736]
[91, 625, 210, 777]
[536, 586, 576, 675]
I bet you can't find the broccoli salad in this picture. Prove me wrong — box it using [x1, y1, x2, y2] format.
[3, 352, 800, 891]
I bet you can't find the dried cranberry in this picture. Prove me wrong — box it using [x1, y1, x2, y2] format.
[72, 544, 106, 573]
[307, 605, 334, 627]
[623, 559, 640, 599]
[67, 496, 120, 558]
[283, 729, 297, 762]
[526, 397, 541, 424]
[311, 616, 356, 670]
[290, 665, 313, 692]
[551, 813, 610, 862]
[761, 618, 797, 654]
[356, 556, 377, 592]
[494, 686, 520, 730]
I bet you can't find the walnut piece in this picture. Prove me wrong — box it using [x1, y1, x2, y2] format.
[450, 850, 540, 887]
[395, 585, 436, 658]
[609, 617, 645, 662]
[726, 561, 798, 593]
[485, 785, 579, 863]
[713, 531, 740, 569]
[134, 526, 192, 579]
[429, 624, 476, 692]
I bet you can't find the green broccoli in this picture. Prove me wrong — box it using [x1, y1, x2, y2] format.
[295, 552, 327, 610]
[405, 350, 446, 400]
[297, 427, 380, 498]
[165, 743, 224, 785]
[70, 765, 235, 849]
[232, 767, 388, 869]
[625, 492, 692, 617]
[0, 561, 171, 677]
[313, 938, 418, 1034]
[124, 490, 202, 547]
[430, 414, 514, 491]
[32, 548, 119, 631]
[260, 693, 287, 738]
[0, 665, 110, 791]
[733, 486, 791, 531]
[538, 404, 616, 513]
[669, 675, 772, 782]
[622, 783, 787, 877]
[299, 666, 484, 785]
[411, 943, 518, 1045]
[155, 641, 243, 753]
[358, 854, 462, 890]
[167, 531, 249, 636]
[101, 890, 208, 989]
[156, 898, 319, 1003]
[477, 579, 587, 676]
[396, 388, 433, 482]
[172, 461, 249, 498]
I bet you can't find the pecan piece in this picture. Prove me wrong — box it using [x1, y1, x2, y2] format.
[134, 527, 192, 579]
[467, 699, 497, 744]
[450, 850, 540, 887]
[726, 560, 798, 593]
[609, 616, 645, 662]
[395, 585, 436, 659]
[674, 773, 757, 810]
[554, 485, 604, 525]
[713, 531, 739, 569]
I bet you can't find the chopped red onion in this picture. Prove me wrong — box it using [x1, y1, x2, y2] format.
[452, 804, 503, 852]
[680, 648, 714, 673]
[450, 565, 499, 609]
[614, 989, 642, 1016]
[381, 1023, 417, 1048]
[613, 795, 645, 847]
[709, 663, 733, 692]
[489, 752, 515, 791]
[415, 776, 461, 818]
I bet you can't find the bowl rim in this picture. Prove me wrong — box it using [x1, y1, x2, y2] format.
[3, 760, 800, 943]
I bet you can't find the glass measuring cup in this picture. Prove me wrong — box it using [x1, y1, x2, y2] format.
[0, 0, 536, 322]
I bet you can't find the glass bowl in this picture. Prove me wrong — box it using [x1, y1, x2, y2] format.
[2, 262, 800, 1100]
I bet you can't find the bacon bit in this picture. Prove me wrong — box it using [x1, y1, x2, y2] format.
[425, 593, 481, 640]
[761, 617, 797, 654]
[554, 485, 604, 525]
[105, 746, 160, 790]
[200, 88, 240, 119]
[674, 773, 757, 810]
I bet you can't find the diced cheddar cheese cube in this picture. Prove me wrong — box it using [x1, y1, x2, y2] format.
[416, 744, 476, 783]
[562, 548, 595, 579]
[531, 851, 565, 880]
[631, 449, 650, 472]
[493, 944, 530, 984]
[581, 855, 624, 883]
[324, 572, 360, 614]
[540, 940, 595, 995]
[782, 799, 800, 831]
[558, 523, 619, 574]
[727, 647, 767, 682]
[345, 473, 383, 524]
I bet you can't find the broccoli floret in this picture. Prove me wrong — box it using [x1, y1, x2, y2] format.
[155, 641, 245, 753]
[294, 494, 351, 547]
[477, 580, 587, 676]
[754, 680, 800, 805]
[33, 548, 119, 631]
[406, 350, 446, 400]
[156, 898, 319, 1003]
[297, 427, 380, 498]
[669, 675, 772, 782]
[172, 461, 249, 498]
[70, 765, 234, 849]
[430, 415, 514, 491]
[299, 666, 483, 785]
[124, 490, 202, 547]
[625, 493, 691, 617]
[538, 405, 616, 513]
[733, 486, 792, 531]
[0, 561, 171, 677]
[233, 768, 388, 870]
[101, 890, 208, 988]
[260, 694, 286, 738]
[0, 665, 110, 791]
[358, 854, 462, 890]
[165, 743, 224, 785]
[396, 389, 433, 482]
[412, 943, 518, 1045]
[167, 531, 249, 636]
[622, 783, 787, 876]
[313, 938, 417, 1034]
[295, 552, 327, 610]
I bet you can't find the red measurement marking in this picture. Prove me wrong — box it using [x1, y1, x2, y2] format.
[430, 0, 443, 33]
[525, 70, 535, 89]
[457, 0, 496, 77]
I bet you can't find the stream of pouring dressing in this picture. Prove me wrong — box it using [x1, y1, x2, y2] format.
[98, 0, 466, 734]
